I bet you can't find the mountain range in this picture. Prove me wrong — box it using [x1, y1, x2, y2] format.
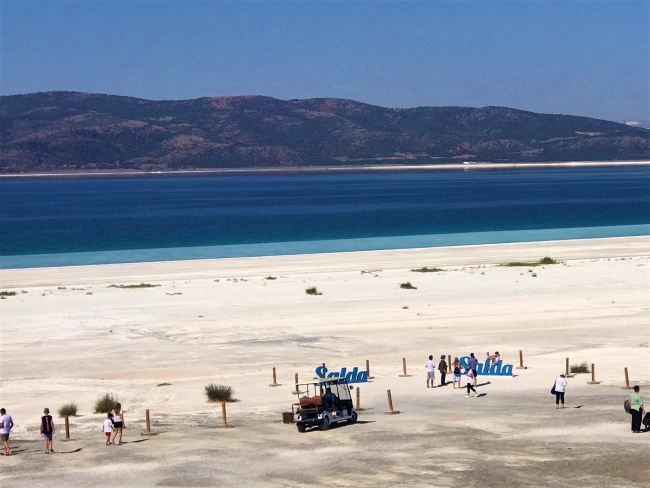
[1, 91, 648, 173]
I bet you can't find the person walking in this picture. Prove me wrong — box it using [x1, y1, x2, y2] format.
[468, 353, 479, 387]
[452, 357, 461, 389]
[111, 403, 125, 445]
[103, 413, 115, 446]
[40, 408, 55, 453]
[630, 386, 644, 433]
[553, 374, 567, 409]
[464, 368, 477, 397]
[438, 355, 448, 387]
[425, 355, 436, 388]
[0, 408, 14, 456]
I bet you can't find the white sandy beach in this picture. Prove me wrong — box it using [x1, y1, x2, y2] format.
[1, 236, 649, 487]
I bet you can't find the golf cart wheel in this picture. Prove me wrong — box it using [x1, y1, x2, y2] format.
[348, 411, 358, 424]
[296, 423, 306, 433]
[320, 417, 330, 431]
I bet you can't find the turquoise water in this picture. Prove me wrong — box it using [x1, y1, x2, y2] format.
[1, 167, 648, 269]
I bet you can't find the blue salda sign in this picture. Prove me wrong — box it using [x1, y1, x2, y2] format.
[314, 366, 369, 383]
[459, 356, 513, 376]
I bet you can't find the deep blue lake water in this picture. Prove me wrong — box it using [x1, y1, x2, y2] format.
[1, 167, 648, 268]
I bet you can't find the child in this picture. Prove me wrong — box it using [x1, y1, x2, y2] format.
[41, 408, 55, 454]
[465, 368, 477, 397]
[452, 358, 461, 389]
[103, 413, 115, 446]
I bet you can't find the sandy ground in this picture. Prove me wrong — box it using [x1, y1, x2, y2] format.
[0, 236, 649, 487]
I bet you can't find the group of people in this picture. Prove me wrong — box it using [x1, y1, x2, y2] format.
[425, 352, 484, 397]
[103, 403, 126, 446]
[102, 403, 126, 446]
[0, 403, 126, 456]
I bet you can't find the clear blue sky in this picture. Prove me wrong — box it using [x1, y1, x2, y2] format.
[1, 0, 648, 121]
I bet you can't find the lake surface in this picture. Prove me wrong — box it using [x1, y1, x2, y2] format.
[1, 167, 649, 268]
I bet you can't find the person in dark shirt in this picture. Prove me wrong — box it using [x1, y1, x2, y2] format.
[468, 353, 479, 387]
[438, 355, 448, 387]
[322, 387, 338, 410]
[40, 408, 55, 454]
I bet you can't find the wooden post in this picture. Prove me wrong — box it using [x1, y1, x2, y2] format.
[355, 386, 366, 411]
[516, 350, 526, 369]
[61, 415, 74, 442]
[566, 358, 569, 375]
[141, 409, 158, 436]
[293, 373, 299, 395]
[565, 357, 574, 378]
[399, 357, 412, 377]
[622, 367, 633, 389]
[383, 389, 400, 415]
[587, 363, 601, 384]
[217, 401, 234, 428]
[366, 359, 375, 380]
[269, 367, 281, 387]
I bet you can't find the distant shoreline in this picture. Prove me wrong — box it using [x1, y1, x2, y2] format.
[1, 160, 649, 178]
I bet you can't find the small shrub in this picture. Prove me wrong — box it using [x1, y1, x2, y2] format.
[58, 402, 78, 417]
[0, 291, 17, 297]
[93, 393, 118, 413]
[265, 276, 277, 280]
[205, 383, 234, 403]
[531, 273, 537, 277]
[411, 267, 443, 273]
[569, 362, 590, 374]
[108, 283, 160, 289]
[400, 282, 417, 290]
[305, 287, 322, 295]
[157, 382, 172, 387]
[501, 257, 559, 267]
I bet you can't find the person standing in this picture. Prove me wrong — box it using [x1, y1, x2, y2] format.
[111, 403, 125, 445]
[452, 357, 461, 389]
[425, 355, 436, 388]
[554, 375, 567, 409]
[40, 408, 55, 453]
[438, 355, 448, 387]
[468, 353, 479, 387]
[0, 408, 14, 456]
[464, 368, 477, 397]
[630, 386, 644, 433]
[103, 413, 115, 446]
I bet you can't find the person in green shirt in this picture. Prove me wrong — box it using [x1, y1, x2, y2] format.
[629, 385, 644, 433]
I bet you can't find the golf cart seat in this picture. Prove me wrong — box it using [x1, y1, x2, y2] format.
[299, 396, 322, 408]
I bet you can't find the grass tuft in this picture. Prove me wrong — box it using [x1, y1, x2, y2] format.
[93, 393, 118, 413]
[205, 383, 234, 403]
[265, 276, 277, 280]
[400, 282, 417, 290]
[0, 291, 17, 297]
[108, 283, 160, 289]
[411, 267, 443, 273]
[305, 286, 322, 295]
[501, 257, 559, 267]
[58, 402, 78, 417]
[569, 361, 590, 374]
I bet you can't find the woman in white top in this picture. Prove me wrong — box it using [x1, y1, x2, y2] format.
[554, 374, 567, 409]
[111, 403, 125, 444]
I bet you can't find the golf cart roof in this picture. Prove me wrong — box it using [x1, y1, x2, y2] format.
[296, 377, 349, 386]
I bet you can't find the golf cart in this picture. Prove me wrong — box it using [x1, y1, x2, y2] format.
[292, 377, 358, 432]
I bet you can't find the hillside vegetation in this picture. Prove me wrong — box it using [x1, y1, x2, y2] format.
[1, 92, 648, 172]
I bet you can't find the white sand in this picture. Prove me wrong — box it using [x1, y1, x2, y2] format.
[0, 236, 649, 487]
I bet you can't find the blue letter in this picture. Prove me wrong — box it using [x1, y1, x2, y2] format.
[315, 366, 327, 378]
[501, 364, 513, 376]
[459, 356, 469, 370]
